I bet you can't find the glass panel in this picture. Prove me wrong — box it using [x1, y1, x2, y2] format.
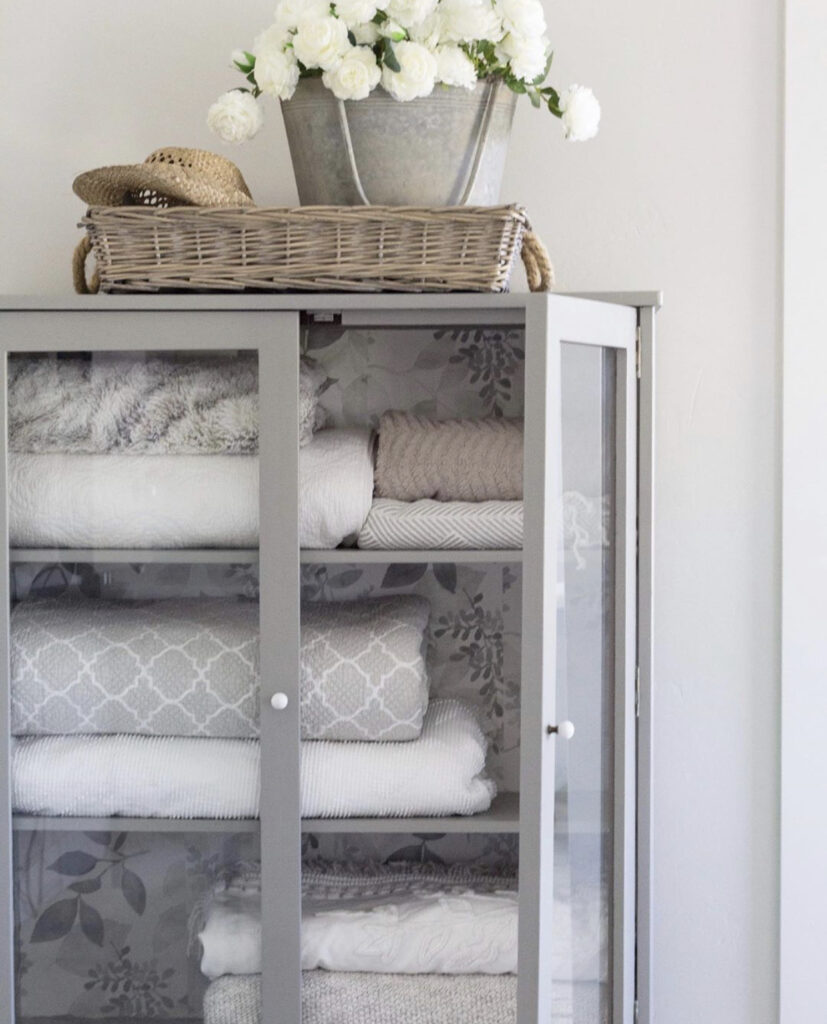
[6, 347, 263, 1021]
[299, 320, 525, 1021]
[555, 343, 617, 1023]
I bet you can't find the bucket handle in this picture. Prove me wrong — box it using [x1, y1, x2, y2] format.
[336, 78, 503, 206]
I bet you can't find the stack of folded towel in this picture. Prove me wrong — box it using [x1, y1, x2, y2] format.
[10, 593, 495, 819]
[8, 354, 525, 551]
[198, 862, 520, 1024]
[7, 354, 375, 549]
[357, 411, 524, 550]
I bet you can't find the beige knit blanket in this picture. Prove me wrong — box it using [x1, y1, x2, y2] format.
[375, 412, 523, 502]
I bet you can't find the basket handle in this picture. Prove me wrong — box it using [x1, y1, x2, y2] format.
[521, 229, 554, 292]
[72, 235, 100, 294]
[336, 78, 502, 207]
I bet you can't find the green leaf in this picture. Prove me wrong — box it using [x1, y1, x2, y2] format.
[48, 851, 99, 876]
[382, 39, 401, 73]
[531, 52, 554, 86]
[31, 899, 78, 943]
[528, 89, 542, 108]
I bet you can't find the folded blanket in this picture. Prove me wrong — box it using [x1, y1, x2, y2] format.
[8, 453, 259, 549]
[203, 973, 518, 1024]
[8, 428, 373, 549]
[10, 597, 259, 738]
[200, 884, 518, 977]
[374, 412, 523, 502]
[7, 354, 325, 453]
[11, 700, 494, 818]
[357, 498, 524, 550]
[301, 596, 430, 741]
[299, 428, 375, 550]
[11, 593, 429, 742]
[300, 699, 495, 818]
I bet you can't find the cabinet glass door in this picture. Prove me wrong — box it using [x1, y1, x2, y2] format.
[520, 296, 638, 1024]
[0, 310, 300, 1024]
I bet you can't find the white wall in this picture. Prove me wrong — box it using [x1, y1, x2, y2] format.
[0, 1, 781, 1021]
[780, 2, 827, 1020]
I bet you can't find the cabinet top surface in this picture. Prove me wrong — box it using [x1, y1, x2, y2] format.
[0, 290, 662, 313]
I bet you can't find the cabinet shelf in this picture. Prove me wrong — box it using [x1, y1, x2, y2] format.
[11, 793, 521, 835]
[9, 547, 523, 565]
[10, 793, 608, 837]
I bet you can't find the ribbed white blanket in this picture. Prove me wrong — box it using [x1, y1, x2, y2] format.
[11, 700, 494, 818]
[8, 428, 374, 549]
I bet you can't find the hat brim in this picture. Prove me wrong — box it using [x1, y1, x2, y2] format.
[73, 163, 254, 208]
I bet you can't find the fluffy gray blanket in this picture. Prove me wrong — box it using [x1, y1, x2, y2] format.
[8, 354, 325, 453]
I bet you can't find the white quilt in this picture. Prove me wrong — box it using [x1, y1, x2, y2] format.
[7, 428, 374, 550]
[200, 887, 518, 979]
[11, 700, 494, 819]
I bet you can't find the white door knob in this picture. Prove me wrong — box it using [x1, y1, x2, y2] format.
[270, 692, 289, 711]
[547, 720, 575, 740]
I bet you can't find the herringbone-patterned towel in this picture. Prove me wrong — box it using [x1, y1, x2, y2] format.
[357, 498, 523, 549]
[375, 412, 523, 502]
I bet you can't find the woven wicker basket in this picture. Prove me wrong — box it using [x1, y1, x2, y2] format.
[73, 205, 553, 295]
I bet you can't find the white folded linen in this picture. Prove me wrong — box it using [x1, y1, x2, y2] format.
[11, 700, 494, 819]
[203, 972, 518, 1024]
[199, 886, 518, 979]
[299, 428, 374, 549]
[357, 498, 523, 550]
[8, 453, 258, 549]
[8, 428, 374, 549]
[300, 699, 495, 818]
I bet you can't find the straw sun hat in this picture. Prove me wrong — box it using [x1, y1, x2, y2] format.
[72, 147, 254, 207]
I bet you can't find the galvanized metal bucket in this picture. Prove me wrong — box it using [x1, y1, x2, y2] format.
[280, 77, 517, 206]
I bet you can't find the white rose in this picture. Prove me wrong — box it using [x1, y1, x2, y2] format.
[333, 0, 378, 27]
[381, 39, 437, 100]
[494, 0, 545, 39]
[254, 46, 300, 99]
[435, 44, 477, 89]
[253, 23, 291, 56]
[439, 0, 503, 43]
[498, 32, 547, 82]
[379, 19, 407, 40]
[323, 45, 382, 99]
[207, 90, 263, 144]
[274, 0, 330, 30]
[385, 0, 438, 29]
[559, 84, 601, 141]
[351, 21, 380, 44]
[408, 11, 443, 48]
[293, 15, 350, 70]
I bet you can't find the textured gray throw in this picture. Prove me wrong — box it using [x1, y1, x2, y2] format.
[7, 354, 325, 453]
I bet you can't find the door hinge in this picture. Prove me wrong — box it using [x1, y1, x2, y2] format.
[635, 665, 641, 718]
[634, 998, 640, 1022]
[635, 325, 642, 379]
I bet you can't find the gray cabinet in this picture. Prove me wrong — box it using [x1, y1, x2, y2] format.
[0, 292, 656, 1024]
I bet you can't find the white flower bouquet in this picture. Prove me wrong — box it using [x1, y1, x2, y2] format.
[208, 0, 599, 144]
